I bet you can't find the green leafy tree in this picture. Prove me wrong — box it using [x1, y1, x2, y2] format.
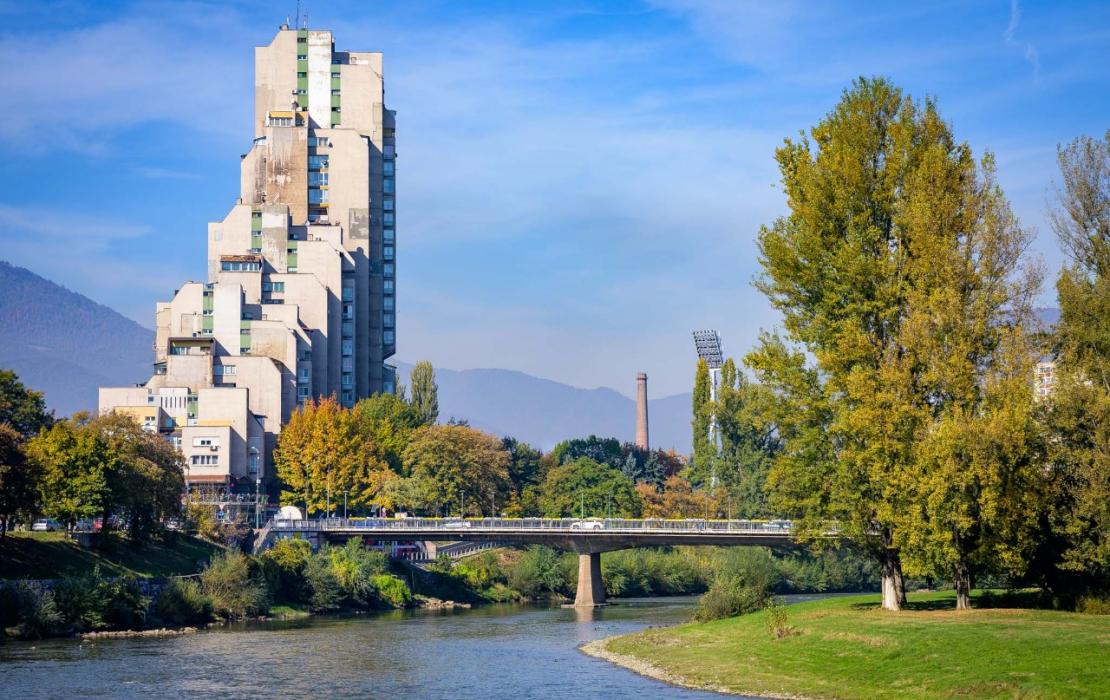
[1043, 130, 1110, 590]
[26, 412, 184, 537]
[502, 437, 544, 512]
[0, 424, 36, 536]
[748, 77, 1040, 609]
[0, 370, 53, 437]
[400, 424, 511, 516]
[713, 363, 782, 518]
[690, 358, 715, 483]
[353, 392, 423, 473]
[409, 360, 439, 426]
[537, 457, 640, 518]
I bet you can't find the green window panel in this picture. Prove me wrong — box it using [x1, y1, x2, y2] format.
[240, 320, 252, 330]
[297, 59, 308, 72]
[331, 77, 341, 90]
[297, 29, 307, 39]
[331, 113, 341, 126]
[286, 239, 298, 249]
[331, 95, 341, 108]
[297, 77, 308, 90]
[202, 316, 213, 331]
[287, 253, 298, 268]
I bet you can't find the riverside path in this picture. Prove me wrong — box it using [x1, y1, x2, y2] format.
[259, 517, 809, 607]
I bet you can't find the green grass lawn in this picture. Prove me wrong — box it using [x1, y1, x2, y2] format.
[603, 592, 1110, 700]
[0, 531, 222, 580]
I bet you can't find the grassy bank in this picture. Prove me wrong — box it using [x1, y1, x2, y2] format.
[598, 592, 1110, 699]
[0, 532, 221, 579]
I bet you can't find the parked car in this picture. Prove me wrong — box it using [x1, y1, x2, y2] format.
[31, 519, 60, 532]
[571, 520, 604, 530]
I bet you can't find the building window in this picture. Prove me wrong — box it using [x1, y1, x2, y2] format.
[343, 302, 354, 319]
[383, 161, 394, 176]
[383, 314, 394, 327]
[383, 213, 394, 226]
[342, 357, 354, 372]
[308, 188, 329, 204]
[309, 155, 329, 170]
[190, 455, 219, 466]
[214, 364, 237, 376]
[383, 178, 394, 194]
[298, 386, 310, 398]
[383, 263, 394, 277]
[262, 282, 272, 292]
[342, 339, 353, 356]
[383, 198, 394, 211]
[308, 172, 328, 186]
[249, 453, 259, 474]
[297, 54, 307, 60]
[341, 391, 354, 405]
[383, 280, 394, 293]
[298, 368, 310, 382]
[192, 437, 220, 447]
[221, 261, 261, 272]
[383, 245, 394, 260]
[342, 321, 354, 336]
[383, 296, 394, 311]
[342, 285, 354, 301]
[273, 281, 285, 292]
[383, 228, 394, 242]
[383, 331, 395, 345]
[297, 71, 307, 78]
[308, 136, 330, 148]
[341, 374, 353, 388]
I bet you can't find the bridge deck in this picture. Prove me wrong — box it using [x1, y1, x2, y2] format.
[267, 517, 801, 551]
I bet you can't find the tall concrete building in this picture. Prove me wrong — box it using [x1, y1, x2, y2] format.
[100, 26, 397, 490]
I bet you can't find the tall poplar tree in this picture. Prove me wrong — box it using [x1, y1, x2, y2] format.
[690, 358, 714, 483]
[1044, 130, 1110, 588]
[748, 77, 1040, 610]
[409, 361, 439, 426]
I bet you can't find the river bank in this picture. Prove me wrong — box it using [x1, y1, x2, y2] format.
[592, 592, 1110, 700]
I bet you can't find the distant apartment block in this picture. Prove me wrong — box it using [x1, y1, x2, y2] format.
[1035, 359, 1057, 401]
[100, 26, 398, 489]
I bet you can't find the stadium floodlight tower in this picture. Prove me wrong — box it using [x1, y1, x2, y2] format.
[692, 330, 724, 458]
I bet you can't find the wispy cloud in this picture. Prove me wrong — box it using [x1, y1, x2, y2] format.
[1004, 0, 1041, 80]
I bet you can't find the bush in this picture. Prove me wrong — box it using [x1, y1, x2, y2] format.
[303, 552, 343, 612]
[201, 551, 269, 619]
[326, 540, 388, 607]
[371, 574, 413, 608]
[261, 538, 313, 603]
[765, 598, 791, 638]
[155, 579, 213, 626]
[14, 585, 64, 639]
[454, 551, 506, 590]
[0, 585, 21, 630]
[508, 546, 568, 598]
[103, 576, 150, 630]
[1077, 596, 1110, 615]
[694, 577, 771, 622]
[53, 569, 110, 631]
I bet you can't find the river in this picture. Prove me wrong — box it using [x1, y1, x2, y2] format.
[0, 594, 842, 699]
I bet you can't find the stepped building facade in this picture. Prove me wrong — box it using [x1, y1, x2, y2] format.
[100, 26, 398, 490]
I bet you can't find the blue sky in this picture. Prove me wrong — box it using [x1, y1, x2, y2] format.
[1, 0, 1108, 397]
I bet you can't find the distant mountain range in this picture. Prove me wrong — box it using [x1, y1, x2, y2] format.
[0, 260, 693, 451]
[0, 261, 153, 417]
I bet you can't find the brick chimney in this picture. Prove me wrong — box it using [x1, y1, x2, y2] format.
[635, 372, 649, 451]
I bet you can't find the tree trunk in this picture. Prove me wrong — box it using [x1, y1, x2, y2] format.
[880, 550, 905, 611]
[954, 560, 972, 610]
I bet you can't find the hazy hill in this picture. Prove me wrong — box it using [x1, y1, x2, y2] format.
[0, 261, 153, 417]
[0, 260, 692, 449]
[396, 361, 692, 452]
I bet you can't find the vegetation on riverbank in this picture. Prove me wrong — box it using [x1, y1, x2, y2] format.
[598, 592, 1110, 700]
[0, 530, 221, 580]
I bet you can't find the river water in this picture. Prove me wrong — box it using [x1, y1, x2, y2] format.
[0, 595, 836, 699]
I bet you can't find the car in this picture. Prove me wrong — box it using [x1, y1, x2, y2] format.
[31, 519, 59, 532]
[444, 520, 472, 528]
[571, 520, 604, 530]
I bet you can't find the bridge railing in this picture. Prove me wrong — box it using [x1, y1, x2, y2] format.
[268, 517, 799, 535]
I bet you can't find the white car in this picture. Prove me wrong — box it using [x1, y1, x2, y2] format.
[444, 520, 472, 528]
[31, 519, 59, 532]
[571, 520, 604, 530]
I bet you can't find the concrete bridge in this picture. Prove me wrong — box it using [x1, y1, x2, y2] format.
[261, 517, 804, 607]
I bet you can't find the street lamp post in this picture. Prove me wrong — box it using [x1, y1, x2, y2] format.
[343, 490, 348, 521]
[255, 478, 261, 529]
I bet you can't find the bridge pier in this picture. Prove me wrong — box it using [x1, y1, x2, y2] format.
[575, 552, 606, 607]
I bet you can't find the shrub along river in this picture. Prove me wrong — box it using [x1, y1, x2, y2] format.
[0, 594, 841, 699]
